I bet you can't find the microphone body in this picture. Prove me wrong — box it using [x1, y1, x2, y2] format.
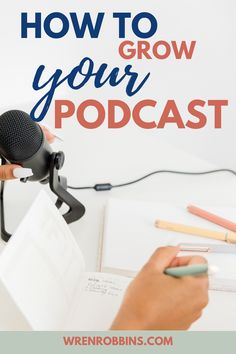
[0, 109, 85, 242]
[0, 110, 53, 181]
[10, 134, 52, 182]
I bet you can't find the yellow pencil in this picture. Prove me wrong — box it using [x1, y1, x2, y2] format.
[154, 219, 236, 243]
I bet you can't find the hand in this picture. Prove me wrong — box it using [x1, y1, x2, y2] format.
[111, 246, 209, 330]
[0, 126, 55, 180]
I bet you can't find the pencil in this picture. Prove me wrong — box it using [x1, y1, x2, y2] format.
[164, 264, 208, 277]
[164, 264, 218, 277]
[154, 219, 236, 243]
[187, 205, 236, 233]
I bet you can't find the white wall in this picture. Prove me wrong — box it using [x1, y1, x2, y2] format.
[0, 0, 235, 175]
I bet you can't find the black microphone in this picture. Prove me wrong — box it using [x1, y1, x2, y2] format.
[0, 110, 53, 181]
[0, 109, 85, 242]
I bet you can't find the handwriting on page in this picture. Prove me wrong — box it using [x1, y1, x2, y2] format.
[85, 276, 127, 297]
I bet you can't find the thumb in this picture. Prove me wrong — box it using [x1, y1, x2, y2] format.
[0, 164, 23, 180]
[147, 246, 180, 273]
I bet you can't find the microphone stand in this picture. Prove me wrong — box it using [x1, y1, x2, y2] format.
[0, 159, 11, 242]
[0, 152, 85, 242]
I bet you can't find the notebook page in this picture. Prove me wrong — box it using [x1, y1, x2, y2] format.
[64, 272, 131, 330]
[0, 190, 85, 330]
[102, 198, 236, 273]
[191, 290, 236, 331]
[0, 280, 32, 330]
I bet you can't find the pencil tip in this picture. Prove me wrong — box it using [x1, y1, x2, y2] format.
[208, 265, 219, 275]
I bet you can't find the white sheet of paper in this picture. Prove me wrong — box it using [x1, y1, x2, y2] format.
[0, 190, 85, 330]
[0, 280, 31, 330]
[191, 290, 236, 330]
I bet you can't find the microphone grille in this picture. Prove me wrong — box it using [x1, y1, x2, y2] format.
[0, 110, 43, 161]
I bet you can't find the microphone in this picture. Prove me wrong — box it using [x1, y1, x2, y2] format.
[0, 110, 85, 242]
[0, 110, 53, 181]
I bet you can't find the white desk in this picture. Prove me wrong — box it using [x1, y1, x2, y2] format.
[1, 138, 236, 330]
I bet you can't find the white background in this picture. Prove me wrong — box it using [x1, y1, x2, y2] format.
[0, 0, 236, 170]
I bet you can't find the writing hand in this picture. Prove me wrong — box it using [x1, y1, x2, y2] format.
[111, 246, 209, 330]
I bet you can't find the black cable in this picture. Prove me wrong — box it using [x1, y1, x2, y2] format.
[67, 168, 236, 192]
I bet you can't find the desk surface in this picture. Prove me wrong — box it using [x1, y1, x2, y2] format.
[1, 139, 236, 330]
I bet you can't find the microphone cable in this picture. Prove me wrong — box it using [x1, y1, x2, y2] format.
[67, 168, 236, 192]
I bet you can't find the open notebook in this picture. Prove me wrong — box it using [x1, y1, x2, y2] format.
[100, 198, 236, 292]
[0, 191, 131, 331]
